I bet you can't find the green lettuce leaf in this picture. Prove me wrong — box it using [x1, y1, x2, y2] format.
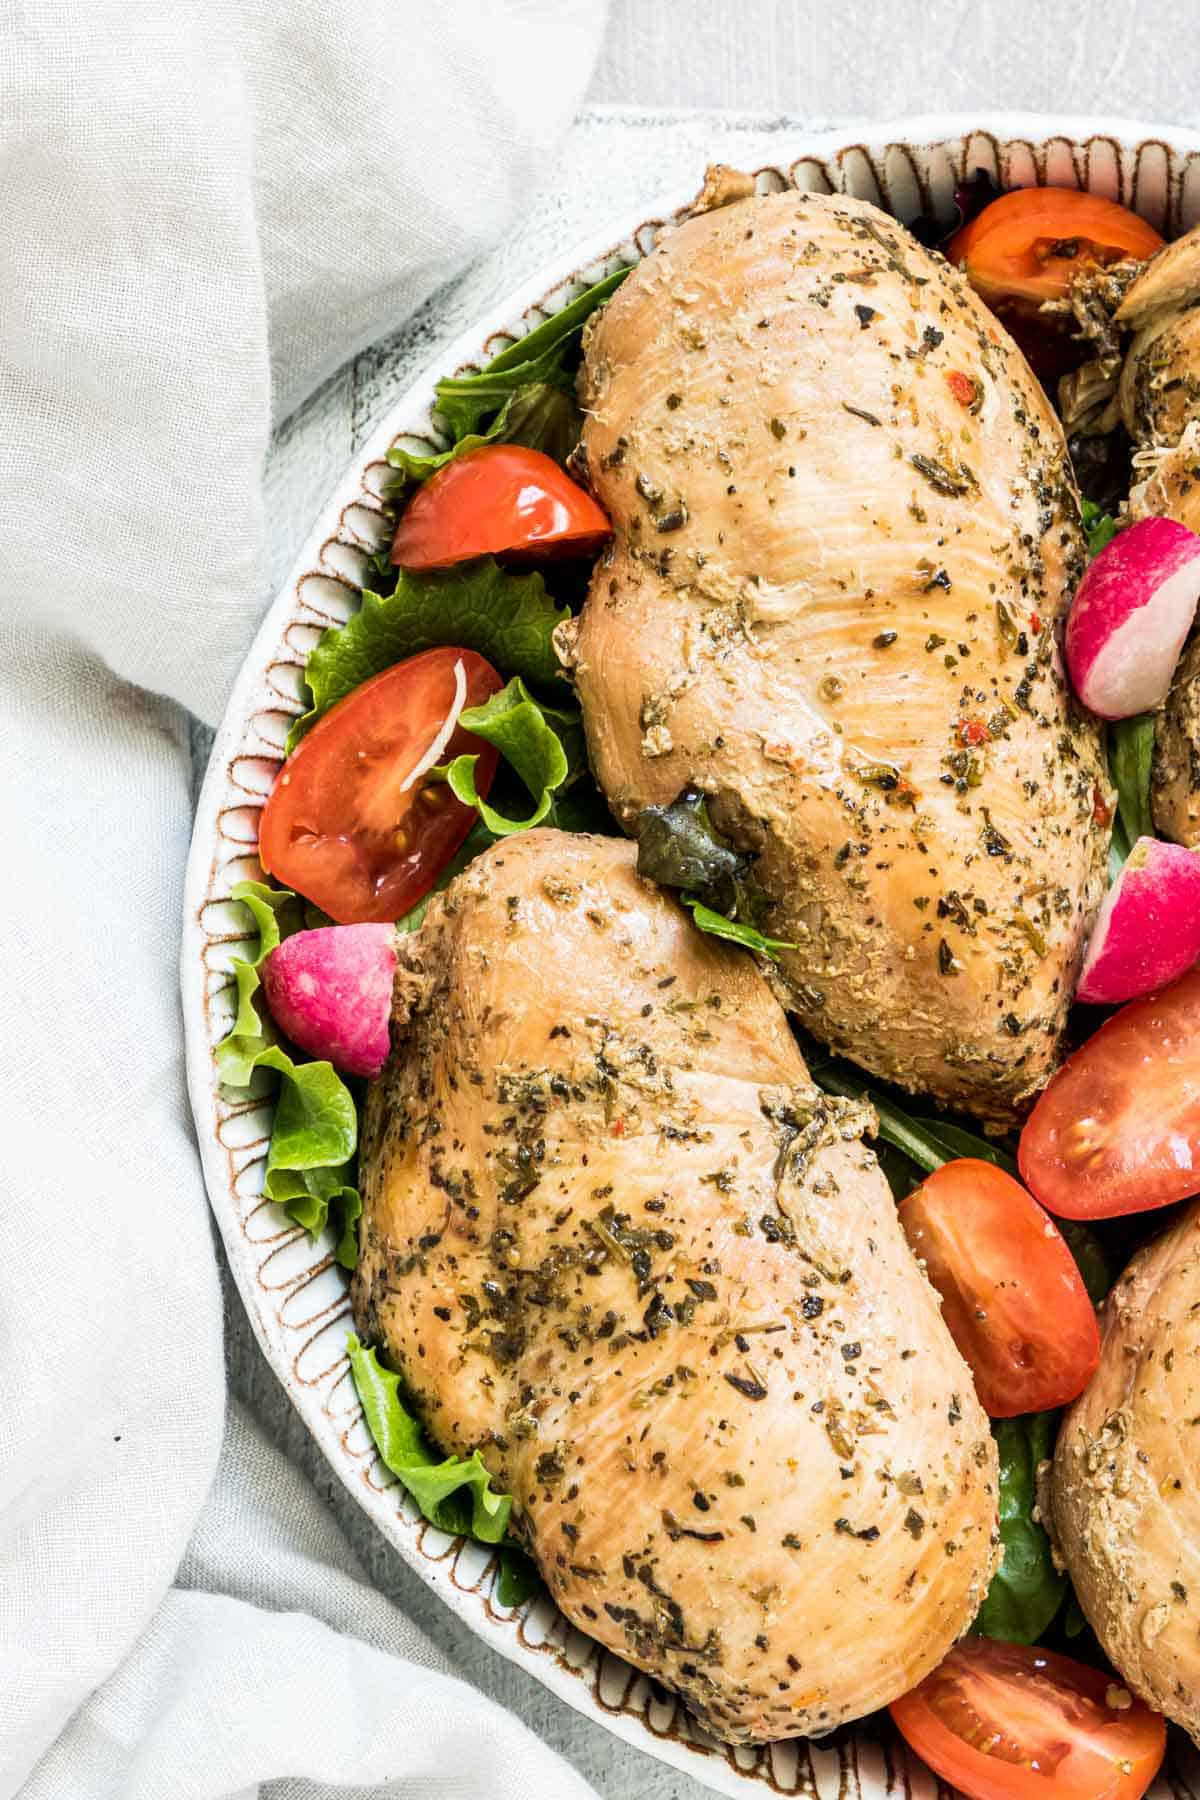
[387, 384, 582, 489]
[680, 897, 795, 962]
[1081, 497, 1118, 560]
[214, 881, 360, 1267]
[439, 676, 582, 836]
[288, 559, 571, 749]
[431, 268, 629, 441]
[347, 1336, 511, 1543]
[975, 1411, 1067, 1644]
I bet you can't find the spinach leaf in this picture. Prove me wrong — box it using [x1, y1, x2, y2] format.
[805, 1048, 1012, 1181]
[1058, 1220, 1114, 1306]
[387, 383, 581, 491]
[214, 881, 360, 1266]
[974, 1411, 1066, 1644]
[288, 558, 571, 749]
[431, 268, 629, 441]
[634, 790, 791, 958]
[347, 1336, 511, 1543]
[1108, 712, 1156, 855]
[496, 1544, 542, 1608]
[634, 790, 751, 900]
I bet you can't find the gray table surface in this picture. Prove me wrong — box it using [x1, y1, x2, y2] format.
[192, 14, 1200, 1782]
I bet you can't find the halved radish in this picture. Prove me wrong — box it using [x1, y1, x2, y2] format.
[1065, 515, 1200, 719]
[261, 924, 396, 1078]
[1076, 836, 1200, 1004]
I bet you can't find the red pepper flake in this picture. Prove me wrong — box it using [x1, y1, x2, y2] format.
[1092, 784, 1114, 827]
[1029, 612, 1043, 635]
[957, 717, 991, 747]
[945, 370, 977, 407]
[611, 1116, 626, 1138]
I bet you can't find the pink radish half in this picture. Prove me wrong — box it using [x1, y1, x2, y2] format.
[1076, 837, 1200, 1004]
[261, 924, 396, 1078]
[1065, 515, 1200, 719]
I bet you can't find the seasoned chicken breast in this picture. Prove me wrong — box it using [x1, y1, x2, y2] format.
[353, 830, 998, 1744]
[562, 187, 1110, 1124]
[1053, 1202, 1200, 1745]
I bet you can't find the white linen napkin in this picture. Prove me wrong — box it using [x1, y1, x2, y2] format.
[0, 4, 606, 1795]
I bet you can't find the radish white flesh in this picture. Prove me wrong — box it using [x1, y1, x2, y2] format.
[261, 924, 396, 1078]
[1076, 837, 1200, 1004]
[1065, 515, 1200, 719]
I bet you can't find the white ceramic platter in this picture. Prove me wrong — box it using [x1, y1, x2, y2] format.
[184, 115, 1200, 1799]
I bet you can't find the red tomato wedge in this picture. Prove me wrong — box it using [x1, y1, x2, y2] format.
[891, 1639, 1165, 1800]
[947, 188, 1163, 307]
[258, 647, 502, 924]
[391, 444, 611, 570]
[1020, 966, 1200, 1219]
[898, 1160, 1099, 1416]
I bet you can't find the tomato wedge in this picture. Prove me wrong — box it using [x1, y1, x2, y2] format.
[898, 1160, 1099, 1416]
[1020, 965, 1200, 1219]
[947, 188, 1163, 308]
[890, 1638, 1165, 1800]
[258, 647, 502, 924]
[391, 444, 611, 571]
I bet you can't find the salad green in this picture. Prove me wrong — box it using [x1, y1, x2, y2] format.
[289, 558, 570, 748]
[347, 1336, 511, 1541]
[1080, 496, 1118, 560]
[215, 881, 360, 1266]
[439, 676, 583, 836]
[1108, 711, 1157, 859]
[387, 383, 582, 489]
[429, 268, 629, 442]
[974, 1412, 1066, 1645]
[347, 1335, 540, 1605]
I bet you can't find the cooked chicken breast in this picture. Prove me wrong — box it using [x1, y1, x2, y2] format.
[1053, 1202, 1200, 1745]
[562, 187, 1110, 1125]
[353, 830, 998, 1744]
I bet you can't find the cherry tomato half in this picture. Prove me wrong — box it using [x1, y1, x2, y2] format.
[1020, 966, 1200, 1219]
[258, 647, 501, 924]
[890, 1638, 1166, 1800]
[946, 188, 1163, 375]
[391, 444, 611, 571]
[898, 1160, 1099, 1416]
[947, 188, 1163, 308]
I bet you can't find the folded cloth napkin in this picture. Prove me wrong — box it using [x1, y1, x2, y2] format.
[0, 4, 608, 1794]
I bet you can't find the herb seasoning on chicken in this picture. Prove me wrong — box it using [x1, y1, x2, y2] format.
[561, 185, 1110, 1123]
[353, 831, 997, 1745]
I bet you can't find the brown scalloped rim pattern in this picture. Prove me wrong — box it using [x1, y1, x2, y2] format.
[188, 125, 1200, 1799]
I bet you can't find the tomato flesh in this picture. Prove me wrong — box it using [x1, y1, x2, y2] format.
[391, 444, 611, 571]
[258, 647, 502, 924]
[946, 188, 1163, 374]
[898, 1159, 1099, 1416]
[891, 1638, 1165, 1800]
[1020, 966, 1200, 1218]
[947, 188, 1163, 306]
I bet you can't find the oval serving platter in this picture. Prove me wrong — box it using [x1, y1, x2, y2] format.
[184, 115, 1200, 1800]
